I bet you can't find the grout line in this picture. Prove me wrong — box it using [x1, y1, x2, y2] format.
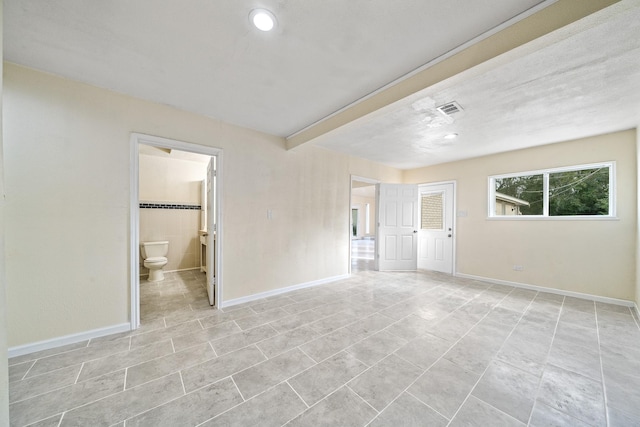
[229, 375, 246, 401]
[346, 384, 379, 414]
[123, 368, 129, 391]
[74, 363, 84, 385]
[594, 302, 610, 427]
[179, 371, 187, 396]
[170, 338, 176, 354]
[56, 412, 65, 427]
[404, 390, 451, 421]
[208, 341, 218, 357]
[287, 379, 310, 408]
[20, 360, 36, 381]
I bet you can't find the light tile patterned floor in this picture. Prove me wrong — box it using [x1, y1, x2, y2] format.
[8, 268, 640, 426]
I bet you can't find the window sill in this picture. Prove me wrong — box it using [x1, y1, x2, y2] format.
[486, 216, 619, 221]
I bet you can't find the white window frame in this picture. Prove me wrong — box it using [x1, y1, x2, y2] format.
[488, 161, 616, 220]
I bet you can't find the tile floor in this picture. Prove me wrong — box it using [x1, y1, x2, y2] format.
[8, 268, 640, 426]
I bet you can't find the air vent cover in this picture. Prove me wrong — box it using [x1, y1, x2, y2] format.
[436, 101, 463, 116]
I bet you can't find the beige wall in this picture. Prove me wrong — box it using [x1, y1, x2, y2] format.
[3, 63, 401, 347]
[405, 129, 637, 301]
[139, 153, 207, 273]
[0, 1, 9, 421]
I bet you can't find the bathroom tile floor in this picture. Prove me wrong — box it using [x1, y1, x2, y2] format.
[8, 269, 640, 426]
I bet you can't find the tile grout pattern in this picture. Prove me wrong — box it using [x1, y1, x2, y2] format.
[8, 268, 640, 426]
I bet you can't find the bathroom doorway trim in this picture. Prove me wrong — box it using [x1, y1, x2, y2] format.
[129, 133, 224, 330]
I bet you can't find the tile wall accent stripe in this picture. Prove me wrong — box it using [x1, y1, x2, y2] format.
[139, 202, 202, 210]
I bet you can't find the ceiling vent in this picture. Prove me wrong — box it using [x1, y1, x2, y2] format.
[436, 101, 463, 116]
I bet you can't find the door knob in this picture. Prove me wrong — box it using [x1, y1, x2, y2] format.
[413, 230, 418, 233]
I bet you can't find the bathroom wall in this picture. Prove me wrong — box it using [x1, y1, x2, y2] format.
[139, 149, 208, 273]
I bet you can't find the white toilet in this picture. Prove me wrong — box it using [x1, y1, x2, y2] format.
[140, 241, 169, 282]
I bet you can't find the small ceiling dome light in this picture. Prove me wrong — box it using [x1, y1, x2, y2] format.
[250, 9, 277, 31]
[444, 133, 458, 140]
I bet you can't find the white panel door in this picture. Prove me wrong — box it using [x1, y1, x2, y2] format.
[377, 184, 419, 271]
[418, 182, 454, 273]
[206, 158, 215, 306]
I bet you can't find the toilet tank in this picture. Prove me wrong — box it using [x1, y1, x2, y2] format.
[140, 241, 169, 258]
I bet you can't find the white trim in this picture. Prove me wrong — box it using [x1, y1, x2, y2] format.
[634, 302, 640, 320]
[8, 323, 131, 358]
[130, 133, 224, 330]
[456, 272, 635, 307]
[130, 138, 140, 329]
[221, 274, 349, 308]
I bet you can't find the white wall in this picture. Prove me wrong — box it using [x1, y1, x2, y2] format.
[405, 129, 637, 301]
[3, 63, 402, 347]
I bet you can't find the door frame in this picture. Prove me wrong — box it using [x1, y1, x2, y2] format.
[129, 133, 224, 330]
[418, 180, 457, 275]
[349, 175, 379, 274]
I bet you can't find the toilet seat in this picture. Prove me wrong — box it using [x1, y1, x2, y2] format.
[145, 256, 167, 263]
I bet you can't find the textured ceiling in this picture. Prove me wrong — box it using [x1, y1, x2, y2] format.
[5, 0, 638, 170]
[312, 1, 640, 169]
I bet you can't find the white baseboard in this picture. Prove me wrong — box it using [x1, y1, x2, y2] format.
[8, 323, 132, 358]
[221, 274, 350, 309]
[456, 273, 635, 307]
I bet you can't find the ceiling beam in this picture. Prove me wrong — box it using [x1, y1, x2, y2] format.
[286, 0, 619, 150]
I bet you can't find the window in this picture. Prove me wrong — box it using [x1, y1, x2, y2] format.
[489, 162, 615, 218]
[421, 192, 444, 229]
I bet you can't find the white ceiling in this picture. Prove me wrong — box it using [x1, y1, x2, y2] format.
[5, 0, 640, 170]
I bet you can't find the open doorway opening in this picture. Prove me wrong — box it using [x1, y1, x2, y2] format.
[350, 176, 378, 273]
[130, 134, 223, 330]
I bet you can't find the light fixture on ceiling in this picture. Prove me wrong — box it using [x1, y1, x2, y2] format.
[444, 133, 458, 140]
[249, 9, 277, 32]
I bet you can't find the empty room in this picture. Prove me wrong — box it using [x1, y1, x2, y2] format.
[1, 0, 640, 426]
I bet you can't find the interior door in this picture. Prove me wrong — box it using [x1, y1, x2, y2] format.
[418, 182, 454, 273]
[376, 184, 419, 271]
[206, 158, 215, 306]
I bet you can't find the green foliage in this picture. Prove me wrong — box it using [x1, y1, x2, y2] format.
[549, 168, 609, 216]
[495, 167, 609, 216]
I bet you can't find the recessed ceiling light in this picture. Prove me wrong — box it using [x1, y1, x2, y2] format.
[249, 9, 277, 32]
[444, 133, 458, 140]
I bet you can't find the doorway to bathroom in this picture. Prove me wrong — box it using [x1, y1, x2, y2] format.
[130, 133, 223, 330]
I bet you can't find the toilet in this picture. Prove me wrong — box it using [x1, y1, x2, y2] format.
[140, 241, 169, 282]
